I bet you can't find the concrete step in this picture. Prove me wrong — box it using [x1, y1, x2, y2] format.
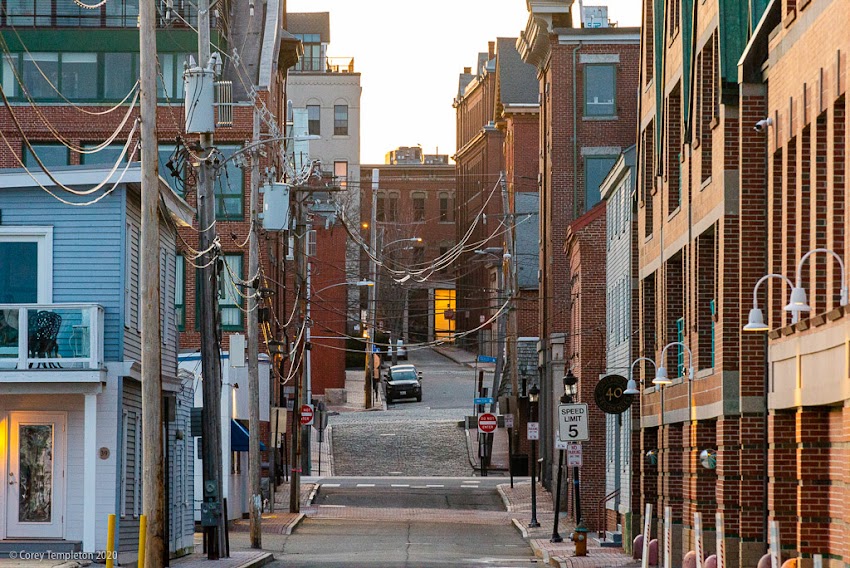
[0, 540, 82, 558]
[593, 531, 623, 548]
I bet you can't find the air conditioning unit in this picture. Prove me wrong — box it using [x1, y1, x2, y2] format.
[582, 6, 609, 28]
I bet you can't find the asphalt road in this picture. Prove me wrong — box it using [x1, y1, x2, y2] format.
[383, 346, 481, 412]
[267, 480, 538, 567]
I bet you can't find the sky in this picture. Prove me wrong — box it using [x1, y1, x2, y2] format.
[286, 1, 641, 164]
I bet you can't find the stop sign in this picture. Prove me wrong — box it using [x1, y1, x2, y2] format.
[478, 413, 497, 434]
[300, 404, 314, 426]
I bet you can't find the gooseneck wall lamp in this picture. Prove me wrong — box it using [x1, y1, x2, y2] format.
[784, 248, 849, 314]
[654, 342, 694, 387]
[743, 273, 796, 331]
[624, 357, 658, 396]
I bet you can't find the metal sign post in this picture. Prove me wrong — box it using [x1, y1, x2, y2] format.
[693, 512, 703, 568]
[641, 504, 652, 568]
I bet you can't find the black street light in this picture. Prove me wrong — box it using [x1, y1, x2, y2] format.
[528, 384, 541, 528]
[551, 370, 578, 542]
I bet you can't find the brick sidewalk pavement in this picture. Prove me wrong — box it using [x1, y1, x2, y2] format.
[498, 481, 640, 568]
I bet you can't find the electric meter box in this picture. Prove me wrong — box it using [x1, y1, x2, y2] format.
[183, 66, 216, 134]
[262, 183, 291, 231]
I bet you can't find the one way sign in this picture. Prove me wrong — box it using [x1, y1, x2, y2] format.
[557, 403, 589, 442]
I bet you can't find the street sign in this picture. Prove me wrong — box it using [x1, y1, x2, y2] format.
[477, 355, 497, 363]
[567, 443, 582, 467]
[555, 438, 569, 450]
[558, 403, 589, 442]
[527, 421, 539, 440]
[503, 414, 514, 429]
[474, 397, 495, 405]
[594, 374, 633, 414]
[271, 406, 287, 444]
[300, 404, 314, 426]
[478, 412, 498, 434]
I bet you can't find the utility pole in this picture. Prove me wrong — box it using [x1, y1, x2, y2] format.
[247, 106, 262, 548]
[301, 260, 312, 475]
[501, 174, 519, 416]
[290, 191, 305, 513]
[365, 168, 378, 409]
[191, 0, 225, 556]
[139, 0, 164, 562]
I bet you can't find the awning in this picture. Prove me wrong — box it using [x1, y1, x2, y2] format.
[230, 419, 267, 452]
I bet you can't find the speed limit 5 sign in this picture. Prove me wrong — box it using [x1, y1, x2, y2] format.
[558, 403, 589, 442]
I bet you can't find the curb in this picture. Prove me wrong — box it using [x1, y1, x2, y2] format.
[497, 484, 514, 512]
[282, 514, 306, 536]
[232, 552, 275, 568]
[511, 517, 529, 539]
[529, 538, 549, 564]
[432, 347, 476, 367]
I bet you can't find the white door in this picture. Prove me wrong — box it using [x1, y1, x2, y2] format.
[6, 412, 66, 538]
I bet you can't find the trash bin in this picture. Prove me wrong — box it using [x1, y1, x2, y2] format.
[510, 453, 529, 476]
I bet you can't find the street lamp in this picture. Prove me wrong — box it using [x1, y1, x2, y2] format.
[783, 248, 848, 314]
[528, 384, 541, 528]
[384, 236, 423, 249]
[551, 370, 578, 543]
[624, 357, 658, 395]
[654, 341, 694, 386]
[743, 273, 796, 331]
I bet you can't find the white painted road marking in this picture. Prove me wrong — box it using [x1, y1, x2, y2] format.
[356, 483, 376, 487]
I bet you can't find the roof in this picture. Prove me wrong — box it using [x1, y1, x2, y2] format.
[564, 201, 606, 252]
[599, 145, 636, 201]
[457, 72, 476, 98]
[287, 12, 331, 43]
[496, 37, 539, 106]
[0, 164, 195, 227]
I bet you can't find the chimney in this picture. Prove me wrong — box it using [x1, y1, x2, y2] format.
[463, 67, 471, 74]
[488, 41, 495, 60]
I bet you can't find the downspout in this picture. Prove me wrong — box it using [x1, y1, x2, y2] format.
[572, 42, 582, 219]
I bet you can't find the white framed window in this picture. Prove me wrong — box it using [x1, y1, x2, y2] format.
[120, 410, 129, 518]
[0, 226, 53, 303]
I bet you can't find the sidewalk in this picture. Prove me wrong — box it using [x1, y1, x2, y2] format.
[498, 481, 641, 568]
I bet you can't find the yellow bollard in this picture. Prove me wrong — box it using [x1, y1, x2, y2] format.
[106, 514, 116, 568]
[138, 515, 147, 568]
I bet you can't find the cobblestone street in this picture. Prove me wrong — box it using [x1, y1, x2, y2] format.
[331, 420, 473, 476]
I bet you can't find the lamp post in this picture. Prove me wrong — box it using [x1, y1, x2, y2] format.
[551, 370, 577, 542]
[528, 384, 541, 528]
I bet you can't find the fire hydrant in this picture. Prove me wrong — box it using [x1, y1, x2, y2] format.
[570, 521, 589, 556]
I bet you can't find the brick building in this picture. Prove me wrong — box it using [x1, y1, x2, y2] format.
[739, 0, 850, 564]
[634, 1, 771, 566]
[517, 0, 639, 489]
[563, 203, 608, 531]
[453, 42, 505, 349]
[359, 153, 456, 343]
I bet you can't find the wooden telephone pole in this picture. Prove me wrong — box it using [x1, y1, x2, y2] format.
[139, 0, 165, 564]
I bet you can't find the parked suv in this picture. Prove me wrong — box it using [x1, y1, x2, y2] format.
[384, 364, 422, 403]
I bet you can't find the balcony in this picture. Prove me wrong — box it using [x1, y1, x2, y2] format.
[293, 57, 356, 74]
[0, 304, 104, 375]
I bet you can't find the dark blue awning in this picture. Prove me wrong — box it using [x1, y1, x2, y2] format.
[230, 419, 267, 452]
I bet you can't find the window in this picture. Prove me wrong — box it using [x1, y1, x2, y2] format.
[386, 192, 399, 222]
[104, 53, 138, 101]
[22, 53, 58, 99]
[219, 254, 244, 331]
[294, 34, 322, 71]
[376, 191, 386, 222]
[412, 246, 425, 266]
[334, 104, 348, 135]
[334, 161, 348, 190]
[676, 317, 685, 377]
[61, 53, 97, 99]
[157, 53, 190, 101]
[175, 255, 185, 331]
[1, 0, 141, 26]
[23, 143, 69, 168]
[214, 145, 244, 220]
[2, 54, 18, 97]
[439, 192, 454, 222]
[709, 300, 716, 369]
[0, 227, 53, 304]
[80, 144, 126, 166]
[412, 192, 426, 222]
[584, 156, 618, 211]
[160, 246, 167, 345]
[584, 65, 616, 117]
[307, 104, 320, 136]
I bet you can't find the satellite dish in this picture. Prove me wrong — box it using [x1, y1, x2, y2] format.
[699, 449, 717, 470]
